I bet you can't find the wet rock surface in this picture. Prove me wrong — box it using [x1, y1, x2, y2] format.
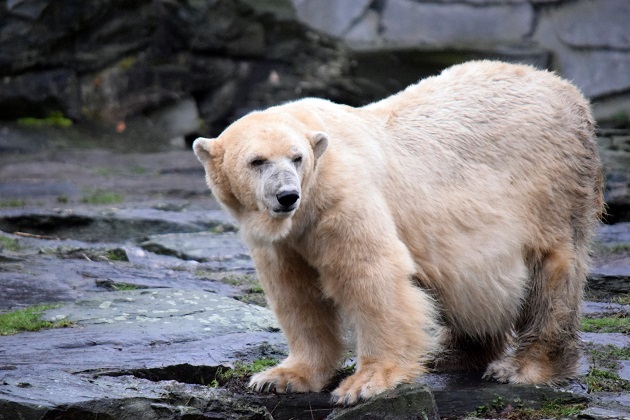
[2, 140, 630, 419]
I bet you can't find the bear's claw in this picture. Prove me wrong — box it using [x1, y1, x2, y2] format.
[330, 361, 413, 405]
[248, 365, 327, 394]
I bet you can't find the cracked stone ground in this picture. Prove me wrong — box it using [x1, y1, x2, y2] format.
[2, 130, 630, 419]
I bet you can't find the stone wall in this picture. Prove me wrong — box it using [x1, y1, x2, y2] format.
[0, 0, 384, 138]
[292, 0, 630, 126]
[1, 0, 630, 216]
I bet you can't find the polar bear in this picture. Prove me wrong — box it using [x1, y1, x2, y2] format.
[193, 60, 603, 404]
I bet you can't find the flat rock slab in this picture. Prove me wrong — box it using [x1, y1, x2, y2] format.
[0, 288, 594, 419]
[0, 289, 286, 418]
[141, 232, 253, 271]
[598, 222, 630, 245]
[0, 208, 236, 243]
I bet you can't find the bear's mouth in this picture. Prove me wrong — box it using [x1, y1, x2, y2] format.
[272, 205, 298, 217]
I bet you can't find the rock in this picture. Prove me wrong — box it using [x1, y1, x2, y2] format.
[147, 97, 200, 147]
[582, 333, 630, 348]
[140, 232, 253, 271]
[0, 289, 286, 418]
[380, 0, 533, 48]
[0, 69, 80, 120]
[5, 134, 630, 418]
[581, 406, 630, 420]
[6, 0, 50, 20]
[583, 301, 630, 316]
[597, 222, 630, 245]
[291, 0, 372, 38]
[350, 46, 550, 97]
[533, 2, 630, 99]
[593, 95, 630, 129]
[543, 0, 630, 50]
[421, 372, 588, 418]
[589, 269, 630, 297]
[0, 208, 234, 243]
[598, 131, 630, 222]
[328, 383, 439, 420]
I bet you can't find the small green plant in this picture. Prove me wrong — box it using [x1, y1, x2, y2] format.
[473, 404, 488, 417]
[582, 315, 630, 334]
[17, 111, 72, 128]
[491, 397, 505, 411]
[56, 195, 69, 204]
[249, 283, 264, 294]
[0, 236, 21, 252]
[0, 304, 73, 335]
[81, 190, 124, 205]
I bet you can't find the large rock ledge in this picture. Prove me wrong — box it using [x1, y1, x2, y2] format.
[0, 289, 591, 419]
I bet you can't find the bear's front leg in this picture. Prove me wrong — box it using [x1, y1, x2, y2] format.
[315, 226, 440, 405]
[248, 245, 343, 393]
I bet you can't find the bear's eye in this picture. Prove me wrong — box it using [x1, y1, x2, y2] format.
[249, 158, 267, 167]
[292, 155, 303, 164]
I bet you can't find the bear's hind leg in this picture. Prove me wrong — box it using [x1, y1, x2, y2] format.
[435, 331, 510, 372]
[484, 244, 584, 384]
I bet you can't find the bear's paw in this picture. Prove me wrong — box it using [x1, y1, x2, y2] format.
[249, 364, 329, 394]
[331, 360, 419, 405]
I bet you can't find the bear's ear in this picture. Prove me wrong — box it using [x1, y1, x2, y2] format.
[308, 131, 328, 160]
[193, 137, 222, 163]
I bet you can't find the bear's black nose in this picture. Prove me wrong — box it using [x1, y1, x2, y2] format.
[276, 190, 300, 207]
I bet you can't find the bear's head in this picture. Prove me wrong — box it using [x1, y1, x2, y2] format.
[193, 110, 328, 243]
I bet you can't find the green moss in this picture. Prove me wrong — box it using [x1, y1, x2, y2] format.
[105, 249, 128, 261]
[220, 274, 255, 286]
[582, 315, 630, 334]
[607, 243, 630, 253]
[538, 399, 587, 418]
[208, 357, 280, 389]
[118, 56, 138, 70]
[0, 236, 21, 252]
[248, 283, 264, 294]
[56, 195, 69, 204]
[613, 294, 630, 305]
[110, 283, 142, 291]
[469, 397, 586, 419]
[17, 111, 72, 128]
[81, 190, 124, 205]
[209, 225, 226, 234]
[585, 367, 630, 393]
[0, 304, 73, 335]
[588, 344, 630, 363]
[94, 167, 113, 177]
[0, 199, 26, 208]
[611, 111, 630, 128]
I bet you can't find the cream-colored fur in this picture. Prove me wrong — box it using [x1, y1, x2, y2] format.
[193, 60, 603, 404]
